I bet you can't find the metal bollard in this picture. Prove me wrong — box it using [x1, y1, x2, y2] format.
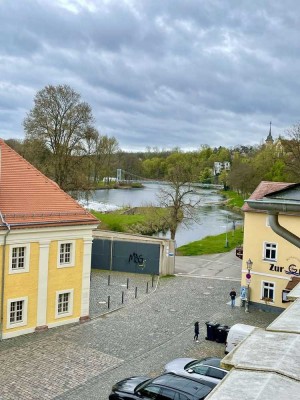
[108, 295, 110, 309]
[135, 287, 138, 298]
[127, 278, 129, 289]
[108, 275, 111, 286]
[122, 291, 124, 304]
[146, 282, 149, 293]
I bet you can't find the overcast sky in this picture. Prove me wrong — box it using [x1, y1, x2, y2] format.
[1, 0, 300, 151]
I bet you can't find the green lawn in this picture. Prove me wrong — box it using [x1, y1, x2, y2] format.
[92, 210, 145, 232]
[177, 227, 244, 256]
[220, 190, 245, 208]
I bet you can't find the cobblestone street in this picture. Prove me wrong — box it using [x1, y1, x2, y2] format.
[0, 253, 280, 399]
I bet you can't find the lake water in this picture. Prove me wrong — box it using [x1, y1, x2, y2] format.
[80, 183, 243, 247]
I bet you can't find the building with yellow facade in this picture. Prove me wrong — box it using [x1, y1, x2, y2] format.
[0, 140, 99, 339]
[242, 181, 300, 312]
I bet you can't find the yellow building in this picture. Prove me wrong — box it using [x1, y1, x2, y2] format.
[242, 181, 300, 312]
[0, 140, 99, 339]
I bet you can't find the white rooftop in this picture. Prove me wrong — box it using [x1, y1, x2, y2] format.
[205, 369, 300, 400]
[287, 282, 300, 300]
[267, 298, 300, 334]
[207, 298, 300, 399]
[221, 328, 300, 381]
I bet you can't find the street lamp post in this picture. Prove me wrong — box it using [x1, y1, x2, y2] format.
[245, 258, 253, 313]
[225, 213, 229, 248]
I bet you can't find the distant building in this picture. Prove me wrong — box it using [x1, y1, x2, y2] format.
[213, 161, 231, 176]
[265, 121, 274, 145]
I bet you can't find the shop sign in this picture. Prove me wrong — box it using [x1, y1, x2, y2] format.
[269, 263, 300, 277]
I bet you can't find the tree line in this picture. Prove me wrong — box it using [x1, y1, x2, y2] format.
[6, 84, 300, 198]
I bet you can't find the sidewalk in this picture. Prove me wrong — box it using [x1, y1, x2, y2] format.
[89, 269, 159, 318]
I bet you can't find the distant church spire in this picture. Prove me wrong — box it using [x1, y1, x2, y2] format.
[266, 121, 274, 144]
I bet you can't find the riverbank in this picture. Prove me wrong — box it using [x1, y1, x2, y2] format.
[176, 227, 243, 256]
[92, 206, 173, 236]
[220, 190, 245, 214]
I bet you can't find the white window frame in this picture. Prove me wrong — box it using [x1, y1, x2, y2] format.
[57, 240, 75, 268]
[55, 289, 74, 319]
[9, 244, 30, 274]
[261, 281, 275, 302]
[7, 296, 28, 329]
[263, 242, 277, 261]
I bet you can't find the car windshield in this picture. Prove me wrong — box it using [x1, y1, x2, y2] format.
[185, 358, 220, 370]
[134, 378, 152, 392]
[185, 360, 201, 370]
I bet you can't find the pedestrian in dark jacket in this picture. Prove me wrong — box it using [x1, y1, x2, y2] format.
[194, 321, 199, 342]
[230, 288, 237, 308]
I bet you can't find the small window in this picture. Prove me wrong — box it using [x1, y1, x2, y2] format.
[139, 385, 161, 398]
[193, 365, 209, 375]
[57, 241, 75, 268]
[7, 297, 28, 329]
[207, 367, 226, 379]
[160, 388, 176, 399]
[282, 290, 290, 303]
[262, 281, 275, 301]
[264, 242, 277, 261]
[9, 244, 30, 274]
[55, 289, 74, 318]
[10, 300, 24, 323]
[174, 394, 189, 400]
[58, 293, 70, 314]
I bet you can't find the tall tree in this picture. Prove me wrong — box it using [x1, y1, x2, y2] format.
[157, 153, 201, 240]
[23, 84, 94, 191]
[96, 135, 119, 183]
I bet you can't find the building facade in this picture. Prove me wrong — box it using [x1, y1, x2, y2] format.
[213, 161, 230, 176]
[242, 181, 300, 312]
[0, 140, 99, 339]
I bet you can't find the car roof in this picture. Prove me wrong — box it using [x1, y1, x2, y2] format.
[152, 373, 212, 397]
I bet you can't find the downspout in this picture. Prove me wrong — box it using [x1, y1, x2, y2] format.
[268, 212, 300, 249]
[0, 212, 11, 341]
[246, 199, 300, 249]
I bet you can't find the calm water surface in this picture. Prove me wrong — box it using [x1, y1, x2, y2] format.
[86, 183, 243, 247]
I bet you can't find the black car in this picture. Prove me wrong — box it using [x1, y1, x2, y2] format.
[109, 372, 215, 399]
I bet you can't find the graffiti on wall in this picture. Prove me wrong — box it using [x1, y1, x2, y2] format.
[128, 252, 146, 269]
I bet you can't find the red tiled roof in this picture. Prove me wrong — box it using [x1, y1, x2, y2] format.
[0, 139, 99, 228]
[242, 181, 295, 212]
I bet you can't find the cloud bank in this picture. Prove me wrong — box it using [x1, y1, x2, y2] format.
[0, 0, 299, 150]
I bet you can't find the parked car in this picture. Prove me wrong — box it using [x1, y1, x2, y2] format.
[164, 357, 227, 384]
[109, 372, 214, 399]
[225, 323, 256, 353]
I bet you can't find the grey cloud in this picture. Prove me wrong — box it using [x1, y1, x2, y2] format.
[0, 0, 300, 150]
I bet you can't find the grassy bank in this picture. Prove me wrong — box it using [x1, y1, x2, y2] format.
[177, 227, 243, 256]
[92, 207, 171, 235]
[220, 190, 245, 209]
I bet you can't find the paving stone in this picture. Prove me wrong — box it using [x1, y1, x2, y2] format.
[0, 254, 280, 399]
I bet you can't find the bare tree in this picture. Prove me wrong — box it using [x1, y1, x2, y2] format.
[157, 153, 201, 240]
[23, 84, 94, 191]
[96, 136, 119, 183]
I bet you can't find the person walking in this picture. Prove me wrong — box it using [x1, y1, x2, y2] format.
[194, 321, 199, 342]
[230, 288, 237, 308]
